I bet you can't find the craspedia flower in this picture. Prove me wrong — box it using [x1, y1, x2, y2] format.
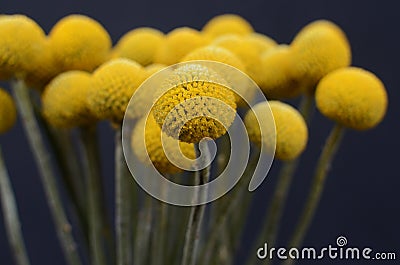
[202, 14, 254, 38]
[315, 67, 388, 130]
[154, 27, 209, 65]
[291, 20, 352, 90]
[49, 14, 112, 72]
[0, 14, 46, 79]
[144, 63, 167, 79]
[87, 58, 147, 122]
[42, 71, 96, 128]
[259, 45, 303, 99]
[0, 88, 17, 134]
[131, 114, 196, 173]
[245, 101, 308, 160]
[244, 33, 277, 55]
[112, 27, 165, 66]
[152, 63, 237, 143]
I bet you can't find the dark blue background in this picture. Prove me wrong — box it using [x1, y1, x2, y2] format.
[1, 0, 399, 264]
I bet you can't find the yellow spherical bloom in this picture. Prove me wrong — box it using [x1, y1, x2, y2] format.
[213, 35, 264, 85]
[88, 58, 147, 122]
[144, 63, 167, 79]
[244, 33, 277, 54]
[154, 27, 209, 65]
[259, 45, 303, 99]
[202, 14, 254, 38]
[49, 14, 112, 72]
[112, 27, 165, 66]
[245, 101, 308, 160]
[315, 67, 387, 130]
[152, 64, 237, 143]
[0, 14, 46, 79]
[0, 88, 17, 134]
[42, 71, 95, 128]
[291, 20, 352, 90]
[131, 114, 196, 173]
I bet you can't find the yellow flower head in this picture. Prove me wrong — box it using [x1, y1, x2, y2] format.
[112, 27, 165, 66]
[0, 14, 46, 79]
[152, 63, 237, 143]
[213, 34, 264, 85]
[154, 27, 209, 65]
[49, 14, 112, 72]
[131, 114, 196, 173]
[202, 14, 254, 38]
[315, 67, 387, 130]
[42, 71, 96, 128]
[245, 101, 308, 160]
[0, 88, 17, 134]
[88, 58, 147, 122]
[244, 33, 277, 54]
[291, 20, 352, 90]
[259, 45, 303, 99]
[144, 63, 167, 79]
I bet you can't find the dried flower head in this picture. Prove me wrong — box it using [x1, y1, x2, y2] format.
[42, 71, 95, 128]
[87, 58, 147, 122]
[49, 14, 112, 72]
[245, 101, 308, 160]
[131, 114, 196, 173]
[0, 88, 17, 134]
[0, 14, 46, 79]
[154, 27, 209, 65]
[152, 63, 237, 143]
[202, 14, 254, 38]
[112, 27, 165, 66]
[315, 67, 387, 130]
[291, 20, 351, 90]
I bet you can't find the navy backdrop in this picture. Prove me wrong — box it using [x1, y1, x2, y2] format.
[0, 0, 399, 264]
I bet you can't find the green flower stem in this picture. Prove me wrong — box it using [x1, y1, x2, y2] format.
[134, 194, 153, 265]
[181, 144, 210, 265]
[0, 145, 31, 265]
[12, 79, 82, 265]
[115, 127, 133, 265]
[283, 124, 345, 265]
[80, 126, 108, 265]
[246, 94, 314, 265]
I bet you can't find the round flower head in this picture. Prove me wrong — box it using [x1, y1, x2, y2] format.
[0, 88, 17, 134]
[202, 14, 254, 38]
[245, 101, 308, 160]
[88, 58, 147, 122]
[154, 27, 209, 65]
[112, 27, 165, 66]
[49, 14, 112, 72]
[259, 45, 303, 99]
[315, 67, 387, 130]
[42, 71, 96, 128]
[244, 33, 277, 55]
[131, 114, 196, 174]
[152, 63, 237, 143]
[0, 14, 46, 79]
[144, 63, 167, 79]
[291, 20, 351, 90]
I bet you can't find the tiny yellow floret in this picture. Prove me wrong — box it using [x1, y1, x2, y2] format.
[202, 14, 254, 38]
[315, 67, 388, 130]
[112, 27, 165, 66]
[0, 88, 17, 134]
[49, 14, 112, 72]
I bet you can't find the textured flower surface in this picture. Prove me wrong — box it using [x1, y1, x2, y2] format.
[243, 33, 277, 55]
[131, 114, 196, 173]
[0, 88, 17, 134]
[202, 14, 254, 38]
[0, 14, 46, 79]
[88, 58, 147, 122]
[291, 20, 351, 90]
[112, 27, 165, 66]
[42, 71, 95, 128]
[245, 101, 308, 160]
[154, 27, 209, 65]
[316, 67, 388, 130]
[49, 14, 112, 72]
[152, 63, 237, 143]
